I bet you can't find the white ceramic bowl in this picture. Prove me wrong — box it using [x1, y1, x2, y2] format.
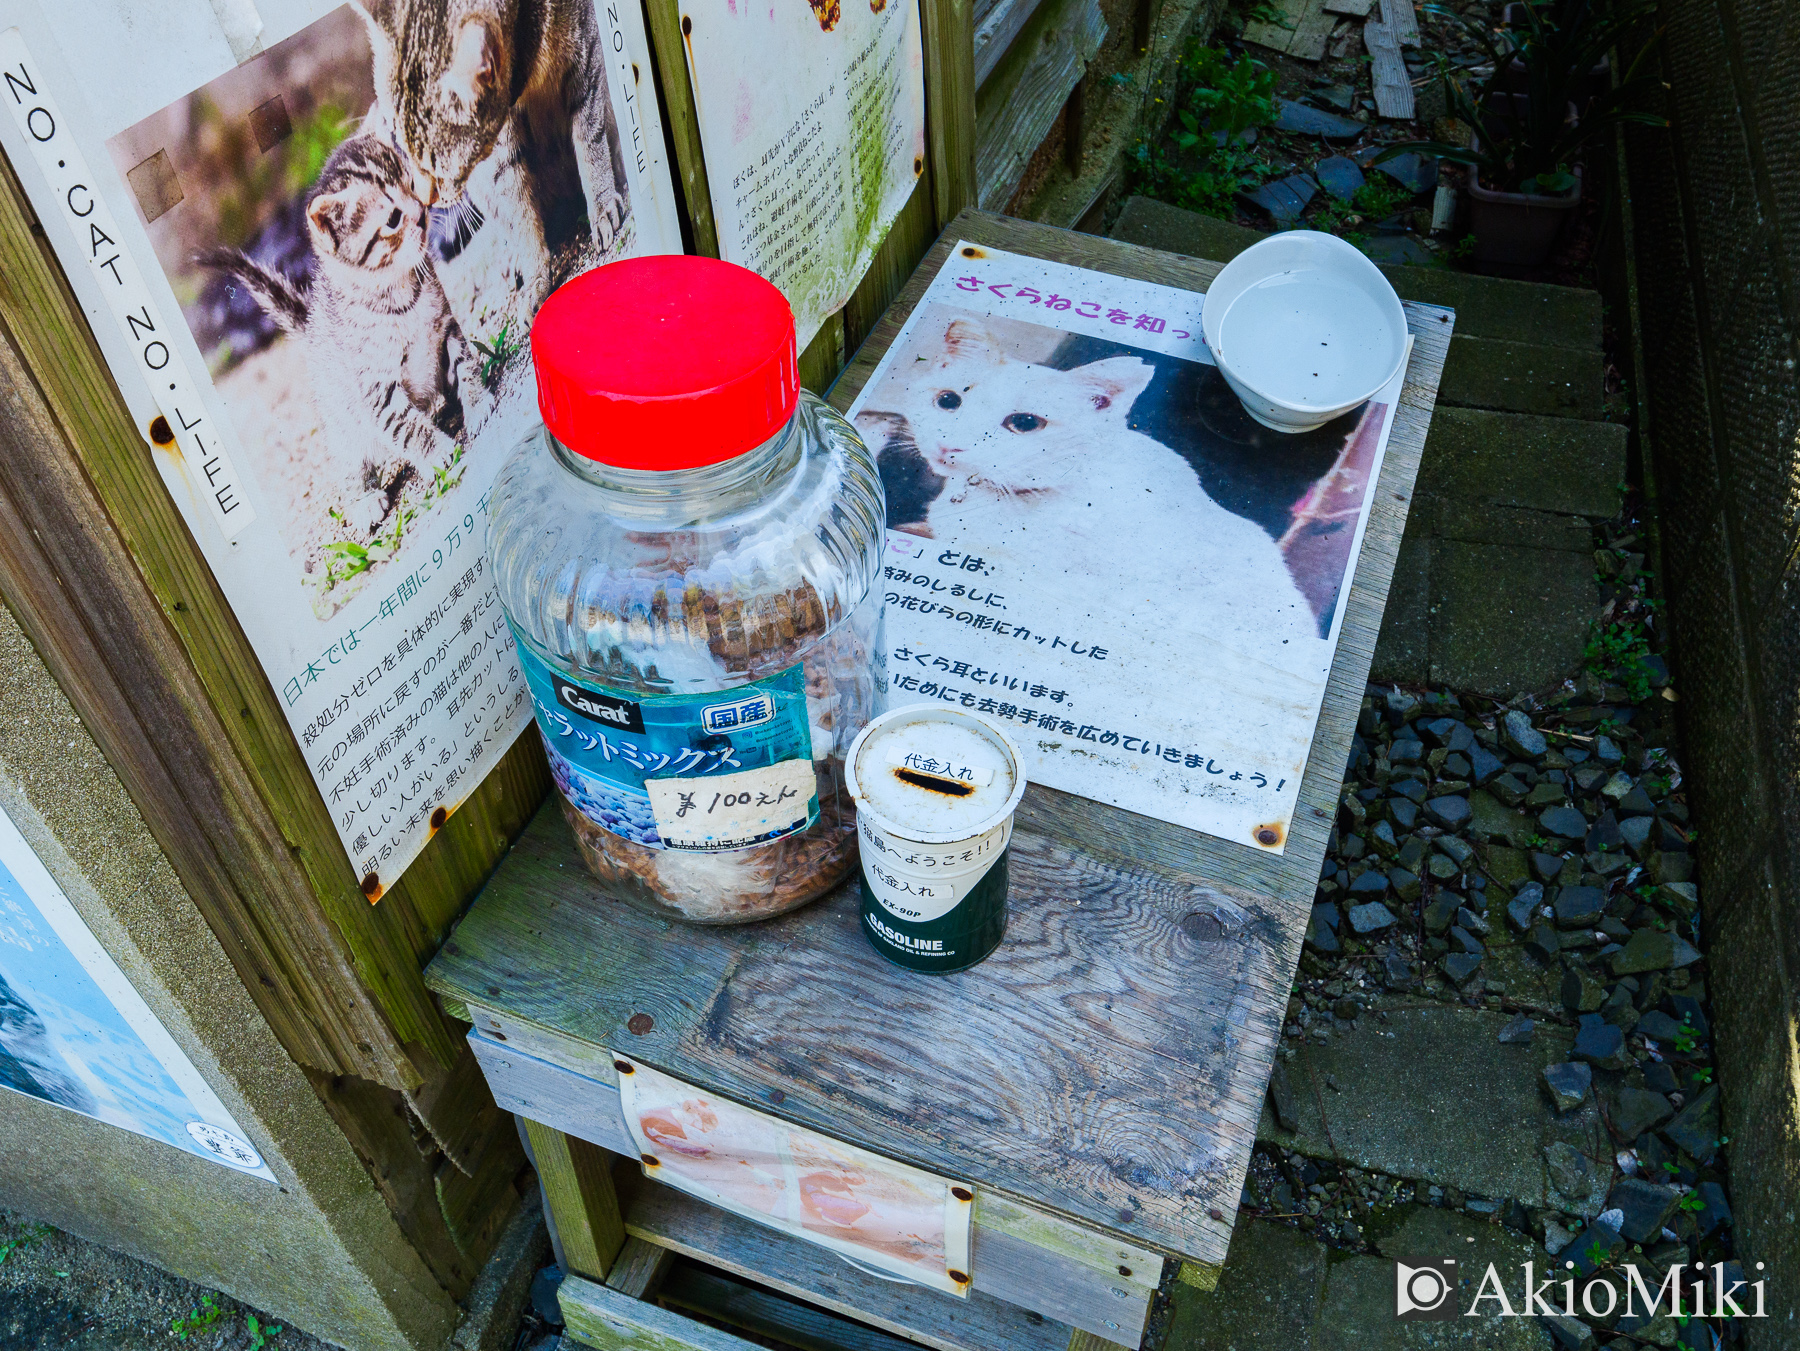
[1201, 230, 1409, 434]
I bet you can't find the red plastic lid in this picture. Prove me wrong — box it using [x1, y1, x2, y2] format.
[531, 256, 799, 470]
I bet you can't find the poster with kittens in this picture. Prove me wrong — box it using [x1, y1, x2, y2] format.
[0, 0, 680, 891]
[846, 244, 1405, 854]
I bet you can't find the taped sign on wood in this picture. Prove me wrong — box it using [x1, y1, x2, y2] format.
[615, 1054, 975, 1296]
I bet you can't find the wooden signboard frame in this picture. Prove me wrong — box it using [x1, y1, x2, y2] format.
[0, 0, 975, 1301]
[425, 210, 1454, 1347]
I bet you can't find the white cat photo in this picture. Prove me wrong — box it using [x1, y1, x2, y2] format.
[859, 310, 1331, 683]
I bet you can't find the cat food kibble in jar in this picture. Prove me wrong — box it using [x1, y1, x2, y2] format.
[488, 257, 886, 923]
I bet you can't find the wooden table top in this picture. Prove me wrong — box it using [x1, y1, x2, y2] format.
[425, 210, 1452, 1271]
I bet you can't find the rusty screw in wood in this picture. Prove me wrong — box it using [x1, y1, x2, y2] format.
[1256, 827, 1280, 846]
[360, 872, 380, 897]
[641, 1153, 660, 1167]
[430, 806, 448, 830]
[613, 1059, 635, 1075]
[148, 415, 174, 445]
[681, 14, 691, 33]
[1117, 1208, 1135, 1224]
[767, 1088, 786, 1104]
[1118, 1265, 1132, 1278]
[951, 1186, 973, 1202]
[627, 1012, 655, 1035]
[1209, 1208, 1225, 1222]
[948, 1269, 970, 1285]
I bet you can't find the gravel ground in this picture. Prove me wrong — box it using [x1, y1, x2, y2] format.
[0, 1211, 335, 1351]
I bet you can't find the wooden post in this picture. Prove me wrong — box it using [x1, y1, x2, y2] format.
[921, 0, 979, 228]
[642, 0, 721, 257]
[521, 1118, 627, 1281]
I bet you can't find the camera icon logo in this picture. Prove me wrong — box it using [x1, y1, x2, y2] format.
[1394, 1258, 1459, 1319]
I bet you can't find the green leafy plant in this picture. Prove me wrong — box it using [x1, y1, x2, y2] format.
[473, 324, 522, 390]
[1677, 1190, 1706, 1214]
[1311, 178, 1418, 240]
[319, 447, 468, 591]
[1373, 0, 1666, 195]
[171, 1294, 224, 1342]
[247, 1312, 283, 1349]
[1583, 617, 1658, 703]
[1672, 1015, 1700, 1056]
[0, 1224, 49, 1268]
[1131, 44, 1279, 218]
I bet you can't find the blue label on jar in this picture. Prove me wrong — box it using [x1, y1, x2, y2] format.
[515, 631, 819, 852]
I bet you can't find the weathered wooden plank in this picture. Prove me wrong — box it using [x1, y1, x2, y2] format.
[522, 1119, 627, 1281]
[975, 0, 1107, 210]
[974, 0, 1051, 87]
[622, 1174, 1078, 1351]
[799, 310, 849, 395]
[1247, 0, 1333, 60]
[658, 1265, 926, 1351]
[433, 212, 1452, 1283]
[641, 0, 720, 258]
[1322, 0, 1374, 17]
[408, 1040, 513, 1175]
[0, 147, 468, 1087]
[436, 1109, 529, 1263]
[607, 1237, 677, 1299]
[1365, 19, 1417, 119]
[1381, 0, 1420, 47]
[561, 1274, 762, 1351]
[467, 1029, 1155, 1339]
[1243, 0, 1305, 52]
[921, 0, 979, 227]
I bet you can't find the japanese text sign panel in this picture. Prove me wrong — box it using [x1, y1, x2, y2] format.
[679, 0, 926, 350]
[0, 0, 683, 893]
[0, 800, 274, 1180]
[845, 243, 1403, 852]
[616, 1054, 974, 1295]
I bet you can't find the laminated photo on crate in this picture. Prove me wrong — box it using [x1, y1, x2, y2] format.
[845, 243, 1406, 852]
[0, 0, 682, 893]
[615, 1055, 975, 1295]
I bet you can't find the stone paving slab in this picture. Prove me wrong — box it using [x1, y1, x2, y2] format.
[1164, 1218, 1326, 1351]
[1168, 1211, 1555, 1351]
[1439, 337, 1606, 421]
[1255, 1006, 1611, 1214]
[1414, 409, 1626, 524]
[1426, 540, 1600, 693]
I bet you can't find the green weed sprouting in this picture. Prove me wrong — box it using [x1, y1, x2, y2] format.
[171, 1293, 224, 1341]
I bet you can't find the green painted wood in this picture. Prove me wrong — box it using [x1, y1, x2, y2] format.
[922, 0, 979, 227]
[641, 0, 719, 258]
[560, 1274, 763, 1351]
[430, 211, 1451, 1275]
[523, 1119, 626, 1281]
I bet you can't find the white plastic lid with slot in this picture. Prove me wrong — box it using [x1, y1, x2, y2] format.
[845, 707, 1025, 845]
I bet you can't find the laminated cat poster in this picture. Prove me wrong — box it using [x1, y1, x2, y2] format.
[0, 799, 274, 1180]
[846, 244, 1406, 853]
[0, 0, 682, 892]
[679, 0, 925, 349]
[615, 1054, 974, 1294]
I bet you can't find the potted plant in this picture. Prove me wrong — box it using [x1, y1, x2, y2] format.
[1376, 0, 1663, 266]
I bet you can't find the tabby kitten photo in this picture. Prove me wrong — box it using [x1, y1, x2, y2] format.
[352, 0, 629, 315]
[204, 134, 472, 536]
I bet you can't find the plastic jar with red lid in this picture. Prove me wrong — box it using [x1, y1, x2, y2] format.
[488, 256, 886, 923]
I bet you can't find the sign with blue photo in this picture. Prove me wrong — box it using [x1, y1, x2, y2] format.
[0, 803, 274, 1181]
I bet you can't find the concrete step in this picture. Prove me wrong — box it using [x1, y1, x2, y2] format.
[1107, 197, 1611, 420]
[1372, 409, 1626, 693]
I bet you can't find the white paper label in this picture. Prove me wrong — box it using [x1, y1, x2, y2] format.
[646, 759, 817, 851]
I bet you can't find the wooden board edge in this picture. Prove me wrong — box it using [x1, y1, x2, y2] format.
[560, 1273, 765, 1351]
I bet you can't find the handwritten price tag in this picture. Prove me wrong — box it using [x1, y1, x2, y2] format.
[646, 760, 817, 851]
